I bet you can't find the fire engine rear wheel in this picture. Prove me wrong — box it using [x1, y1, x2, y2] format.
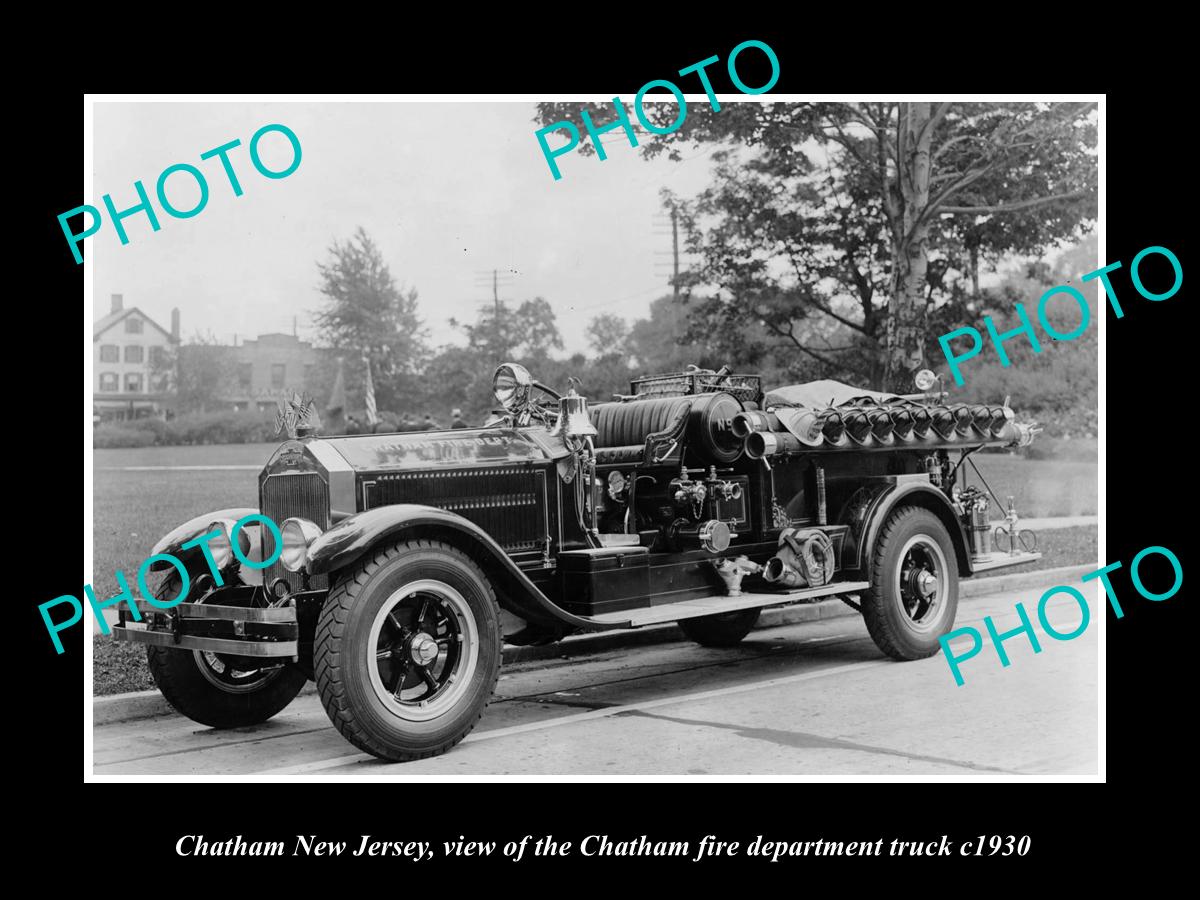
[679, 608, 762, 647]
[860, 506, 959, 661]
[314, 539, 502, 762]
[146, 575, 308, 729]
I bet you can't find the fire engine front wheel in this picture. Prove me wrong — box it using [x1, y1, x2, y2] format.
[861, 506, 959, 661]
[314, 539, 502, 762]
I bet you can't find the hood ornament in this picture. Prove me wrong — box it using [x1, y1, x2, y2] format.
[275, 391, 322, 439]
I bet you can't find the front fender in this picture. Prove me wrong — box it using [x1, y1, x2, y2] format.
[306, 504, 622, 632]
[148, 507, 259, 571]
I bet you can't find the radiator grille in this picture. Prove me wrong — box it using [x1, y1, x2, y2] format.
[260, 472, 330, 591]
[367, 467, 546, 553]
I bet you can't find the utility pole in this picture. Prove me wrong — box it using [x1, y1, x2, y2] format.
[473, 268, 516, 359]
[493, 269, 500, 325]
[671, 206, 679, 301]
[652, 202, 683, 300]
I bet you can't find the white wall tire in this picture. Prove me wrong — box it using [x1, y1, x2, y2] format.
[313, 540, 502, 762]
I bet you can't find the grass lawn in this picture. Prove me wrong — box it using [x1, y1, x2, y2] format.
[94, 442, 278, 469]
[90, 443, 1098, 695]
[964, 453, 1097, 518]
[94, 638, 158, 696]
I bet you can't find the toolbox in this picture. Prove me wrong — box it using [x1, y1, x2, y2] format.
[557, 545, 650, 616]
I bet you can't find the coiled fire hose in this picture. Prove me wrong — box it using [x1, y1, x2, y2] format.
[766, 528, 836, 588]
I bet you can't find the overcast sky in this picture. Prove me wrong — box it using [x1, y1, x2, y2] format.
[91, 102, 717, 356]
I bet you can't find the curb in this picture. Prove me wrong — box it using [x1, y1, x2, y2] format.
[93, 562, 1095, 726]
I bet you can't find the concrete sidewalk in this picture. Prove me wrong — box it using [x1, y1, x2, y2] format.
[93, 562, 1094, 726]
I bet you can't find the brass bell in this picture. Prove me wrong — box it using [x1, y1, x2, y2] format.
[549, 388, 598, 442]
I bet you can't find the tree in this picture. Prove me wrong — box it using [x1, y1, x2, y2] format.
[626, 295, 718, 373]
[535, 101, 1097, 390]
[418, 345, 494, 423]
[313, 227, 428, 411]
[513, 298, 563, 360]
[452, 297, 563, 363]
[158, 333, 236, 414]
[586, 313, 629, 359]
[948, 234, 1098, 438]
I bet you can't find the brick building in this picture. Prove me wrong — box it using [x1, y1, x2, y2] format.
[227, 333, 325, 412]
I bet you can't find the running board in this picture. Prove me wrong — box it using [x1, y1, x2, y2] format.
[586, 580, 871, 628]
[970, 551, 1041, 573]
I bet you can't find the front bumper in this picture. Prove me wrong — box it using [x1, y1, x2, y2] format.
[112, 601, 299, 659]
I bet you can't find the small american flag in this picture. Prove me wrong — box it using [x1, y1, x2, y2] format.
[363, 355, 378, 426]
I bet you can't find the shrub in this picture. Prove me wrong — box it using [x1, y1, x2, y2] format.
[93, 424, 156, 448]
[92, 410, 279, 447]
[166, 410, 278, 445]
[121, 417, 174, 443]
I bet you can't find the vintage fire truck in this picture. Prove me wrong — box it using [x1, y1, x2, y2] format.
[112, 365, 1040, 762]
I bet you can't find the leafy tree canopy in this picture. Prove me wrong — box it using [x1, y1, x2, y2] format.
[535, 101, 1097, 389]
[313, 227, 428, 410]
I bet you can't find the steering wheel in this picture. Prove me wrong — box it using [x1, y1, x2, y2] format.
[518, 383, 561, 427]
[482, 382, 562, 429]
[487, 364, 564, 428]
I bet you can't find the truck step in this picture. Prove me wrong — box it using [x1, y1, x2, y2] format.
[586, 580, 871, 627]
[970, 551, 1041, 573]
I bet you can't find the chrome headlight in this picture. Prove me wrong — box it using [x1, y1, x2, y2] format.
[492, 362, 533, 410]
[280, 517, 324, 573]
[204, 517, 252, 570]
[205, 520, 236, 569]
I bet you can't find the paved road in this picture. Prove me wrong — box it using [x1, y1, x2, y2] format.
[92, 578, 1099, 777]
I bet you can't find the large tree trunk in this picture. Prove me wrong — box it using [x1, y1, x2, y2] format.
[883, 102, 934, 392]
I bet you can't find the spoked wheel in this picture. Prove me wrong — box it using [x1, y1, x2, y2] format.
[861, 506, 959, 660]
[367, 580, 479, 722]
[314, 540, 502, 762]
[146, 575, 308, 728]
[194, 650, 286, 694]
[896, 536, 947, 634]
